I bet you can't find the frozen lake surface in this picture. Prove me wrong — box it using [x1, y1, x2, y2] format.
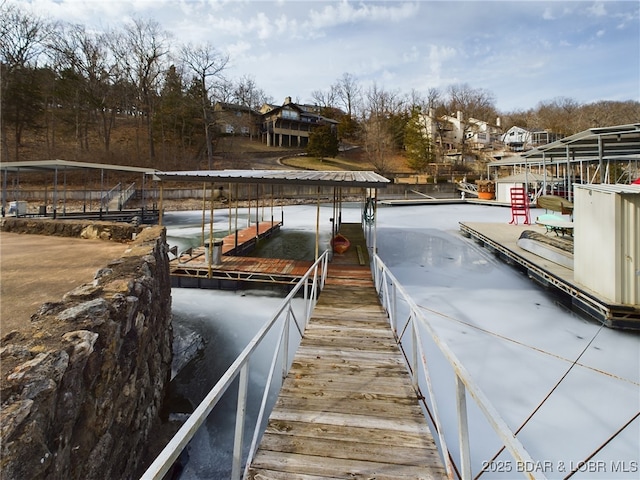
[164, 202, 639, 479]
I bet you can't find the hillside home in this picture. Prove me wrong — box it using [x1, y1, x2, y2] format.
[465, 116, 502, 150]
[213, 102, 260, 138]
[421, 110, 502, 160]
[259, 97, 338, 148]
[502, 126, 531, 151]
[502, 126, 564, 152]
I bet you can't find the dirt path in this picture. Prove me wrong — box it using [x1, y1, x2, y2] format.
[0, 232, 130, 336]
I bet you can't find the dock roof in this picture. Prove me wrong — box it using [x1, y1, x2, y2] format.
[0, 159, 156, 174]
[151, 169, 390, 188]
[490, 123, 640, 167]
[523, 123, 640, 161]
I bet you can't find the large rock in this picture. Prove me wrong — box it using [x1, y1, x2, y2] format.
[0, 225, 172, 480]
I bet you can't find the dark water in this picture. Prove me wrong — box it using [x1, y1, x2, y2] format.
[248, 229, 329, 261]
[161, 211, 320, 479]
[166, 287, 305, 479]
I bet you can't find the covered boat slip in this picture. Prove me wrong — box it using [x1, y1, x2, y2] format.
[488, 123, 640, 200]
[459, 221, 640, 330]
[0, 160, 159, 223]
[154, 169, 389, 287]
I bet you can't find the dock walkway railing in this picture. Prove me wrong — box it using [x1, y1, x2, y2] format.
[141, 250, 329, 480]
[372, 253, 544, 480]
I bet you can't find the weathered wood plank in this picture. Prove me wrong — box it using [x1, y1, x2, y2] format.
[248, 227, 446, 479]
[272, 394, 425, 417]
[267, 409, 432, 434]
[249, 450, 446, 479]
[257, 431, 441, 467]
[277, 375, 418, 397]
[264, 418, 430, 448]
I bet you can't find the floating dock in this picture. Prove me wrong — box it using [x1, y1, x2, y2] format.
[170, 221, 314, 288]
[459, 221, 640, 330]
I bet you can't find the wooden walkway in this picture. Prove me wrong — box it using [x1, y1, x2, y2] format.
[247, 225, 447, 479]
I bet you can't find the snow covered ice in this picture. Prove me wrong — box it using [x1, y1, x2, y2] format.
[164, 202, 639, 479]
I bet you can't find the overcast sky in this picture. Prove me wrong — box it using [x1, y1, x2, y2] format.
[15, 0, 640, 112]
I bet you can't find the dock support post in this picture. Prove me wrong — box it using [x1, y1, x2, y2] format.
[315, 186, 320, 261]
[456, 376, 472, 480]
[201, 183, 206, 245]
[255, 184, 259, 237]
[234, 183, 239, 249]
[231, 364, 249, 480]
[208, 183, 214, 279]
[158, 182, 164, 227]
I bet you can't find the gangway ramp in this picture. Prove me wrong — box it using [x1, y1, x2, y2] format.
[247, 263, 447, 478]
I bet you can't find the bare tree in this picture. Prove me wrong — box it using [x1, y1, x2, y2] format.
[233, 75, 267, 110]
[447, 83, 496, 121]
[0, 3, 54, 160]
[49, 24, 120, 153]
[111, 18, 171, 166]
[359, 84, 405, 175]
[310, 88, 337, 110]
[232, 75, 270, 140]
[334, 72, 361, 117]
[533, 97, 581, 136]
[181, 41, 229, 169]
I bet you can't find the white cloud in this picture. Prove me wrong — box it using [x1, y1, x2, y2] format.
[402, 46, 420, 63]
[305, 0, 418, 30]
[5, 0, 638, 112]
[587, 2, 607, 17]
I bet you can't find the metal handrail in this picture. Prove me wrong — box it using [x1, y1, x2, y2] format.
[372, 253, 545, 480]
[118, 182, 137, 209]
[101, 182, 121, 206]
[141, 250, 330, 480]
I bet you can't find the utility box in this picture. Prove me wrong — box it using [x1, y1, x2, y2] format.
[574, 184, 640, 305]
[8, 201, 27, 216]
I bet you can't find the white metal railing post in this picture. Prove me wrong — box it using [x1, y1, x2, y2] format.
[411, 314, 418, 391]
[231, 363, 249, 480]
[456, 375, 472, 480]
[391, 281, 397, 336]
[283, 310, 290, 380]
[303, 272, 309, 313]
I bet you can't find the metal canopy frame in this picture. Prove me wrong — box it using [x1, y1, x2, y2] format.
[0, 159, 158, 218]
[152, 169, 388, 264]
[487, 124, 640, 199]
[150, 169, 390, 189]
[0, 159, 156, 174]
[489, 123, 640, 168]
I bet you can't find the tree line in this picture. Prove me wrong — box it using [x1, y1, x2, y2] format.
[2, 3, 638, 174]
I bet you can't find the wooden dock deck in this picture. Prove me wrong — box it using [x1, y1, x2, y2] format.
[170, 221, 315, 287]
[459, 221, 640, 329]
[247, 225, 447, 479]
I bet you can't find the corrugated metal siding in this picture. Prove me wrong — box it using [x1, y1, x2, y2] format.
[574, 185, 640, 305]
[619, 192, 640, 305]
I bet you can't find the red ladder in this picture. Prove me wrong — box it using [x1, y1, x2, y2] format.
[509, 187, 530, 224]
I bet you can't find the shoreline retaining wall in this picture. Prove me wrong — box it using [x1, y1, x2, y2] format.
[0, 220, 173, 479]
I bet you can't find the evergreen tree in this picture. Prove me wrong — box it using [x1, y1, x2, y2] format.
[307, 124, 339, 159]
[404, 107, 435, 174]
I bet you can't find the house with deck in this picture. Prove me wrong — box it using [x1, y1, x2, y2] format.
[259, 97, 339, 148]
